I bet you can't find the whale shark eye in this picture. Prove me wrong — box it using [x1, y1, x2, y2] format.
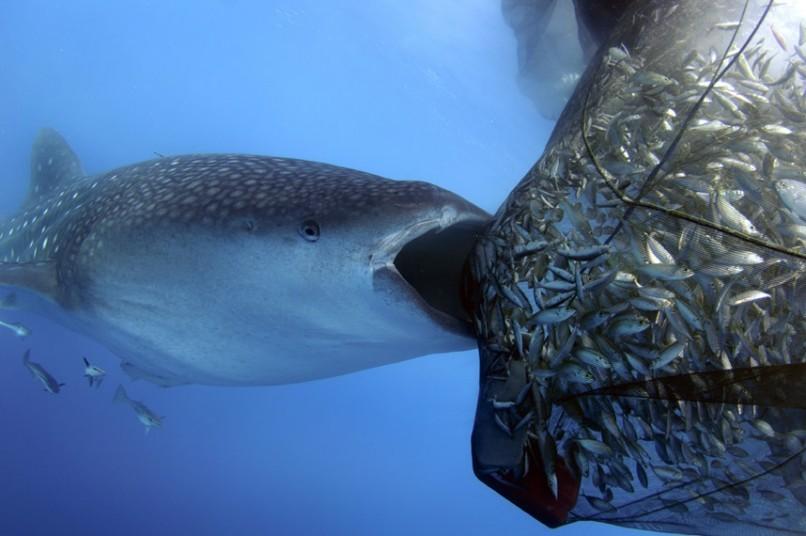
[299, 219, 320, 242]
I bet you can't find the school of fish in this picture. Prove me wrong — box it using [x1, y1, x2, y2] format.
[470, 1, 806, 534]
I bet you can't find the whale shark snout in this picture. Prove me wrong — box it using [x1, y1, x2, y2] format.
[0, 129, 490, 386]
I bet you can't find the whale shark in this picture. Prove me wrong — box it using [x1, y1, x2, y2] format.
[0, 129, 489, 386]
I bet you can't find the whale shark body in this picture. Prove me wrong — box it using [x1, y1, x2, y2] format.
[1, 129, 489, 386]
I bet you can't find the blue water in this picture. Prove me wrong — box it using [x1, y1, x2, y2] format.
[0, 2, 644, 535]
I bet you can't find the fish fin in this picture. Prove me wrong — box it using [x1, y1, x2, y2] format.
[0, 261, 58, 299]
[87, 377, 93, 387]
[82, 357, 90, 367]
[22, 349, 30, 364]
[113, 385, 128, 404]
[26, 128, 83, 205]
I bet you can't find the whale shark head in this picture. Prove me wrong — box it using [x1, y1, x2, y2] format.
[0, 130, 490, 385]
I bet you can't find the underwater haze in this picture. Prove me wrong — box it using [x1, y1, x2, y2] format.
[0, 2, 646, 535]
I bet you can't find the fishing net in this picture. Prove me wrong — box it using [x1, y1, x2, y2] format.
[470, 0, 806, 533]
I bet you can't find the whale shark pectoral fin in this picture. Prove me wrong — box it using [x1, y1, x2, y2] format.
[120, 361, 187, 387]
[0, 261, 58, 299]
[27, 128, 83, 205]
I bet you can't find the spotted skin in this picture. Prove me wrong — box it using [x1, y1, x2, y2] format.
[3, 154, 463, 299]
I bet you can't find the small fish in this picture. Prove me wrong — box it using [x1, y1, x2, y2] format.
[114, 385, 164, 433]
[499, 284, 528, 309]
[776, 179, 806, 221]
[753, 419, 775, 438]
[575, 348, 610, 369]
[651, 341, 686, 370]
[540, 279, 576, 292]
[557, 244, 610, 261]
[583, 269, 616, 292]
[712, 21, 740, 30]
[771, 24, 788, 51]
[491, 398, 516, 410]
[493, 412, 511, 437]
[715, 192, 760, 236]
[609, 316, 651, 338]
[600, 411, 620, 438]
[638, 287, 675, 300]
[580, 310, 611, 331]
[629, 296, 672, 311]
[727, 290, 771, 306]
[548, 264, 575, 282]
[625, 352, 650, 376]
[0, 319, 30, 337]
[22, 350, 64, 394]
[543, 290, 575, 309]
[645, 235, 675, 264]
[607, 45, 630, 63]
[82, 357, 106, 388]
[533, 307, 576, 325]
[584, 495, 616, 513]
[577, 438, 614, 456]
[652, 465, 683, 481]
[548, 327, 578, 367]
[636, 461, 649, 488]
[559, 363, 595, 384]
[761, 124, 793, 136]
[759, 489, 787, 502]
[632, 71, 676, 89]
[675, 300, 703, 331]
[637, 264, 694, 281]
[537, 431, 559, 498]
[713, 250, 763, 266]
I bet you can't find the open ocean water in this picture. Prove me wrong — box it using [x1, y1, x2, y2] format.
[0, 1, 653, 535]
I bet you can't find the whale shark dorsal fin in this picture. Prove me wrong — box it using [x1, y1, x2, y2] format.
[27, 128, 84, 205]
[0, 261, 58, 299]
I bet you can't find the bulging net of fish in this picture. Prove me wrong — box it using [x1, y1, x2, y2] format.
[469, 0, 806, 534]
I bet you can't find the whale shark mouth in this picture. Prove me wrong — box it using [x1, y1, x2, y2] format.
[372, 208, 490, 333]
